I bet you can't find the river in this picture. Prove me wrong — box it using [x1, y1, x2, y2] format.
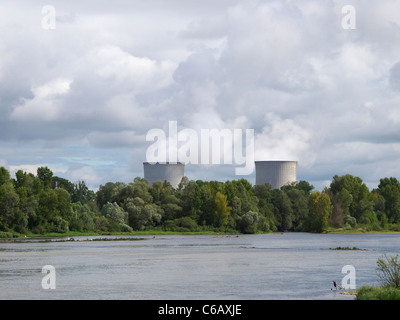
[1, 232, 399, 300]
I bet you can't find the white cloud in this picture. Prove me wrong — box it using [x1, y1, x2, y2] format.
[10, 78, 72, 122]
[2, 0, 400, 188]
[9, 164, 42, 176]
[67, 165, 101, 188]
[254, 113, 316, 167]
[9, 164, 68, 177]
[93, 45, 177, 93]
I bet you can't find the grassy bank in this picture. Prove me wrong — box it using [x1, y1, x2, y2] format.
[9, 229, 241, 239]
[2, 227, 400, 239]
[327, 226, 400, 234]
[356, 285, 400, 300]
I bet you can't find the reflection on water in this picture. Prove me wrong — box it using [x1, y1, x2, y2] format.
[0, 232, 399, 300]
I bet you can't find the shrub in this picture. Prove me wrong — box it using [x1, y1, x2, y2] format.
[119, 223, 133, 232]
[356, 285, 400, 300]
[344, 215, 357, 228]
[50, 217, 69, 233]
[0, 231, 13, 238]
[164, 217, 198, 232]
[376, 254, 400, 288]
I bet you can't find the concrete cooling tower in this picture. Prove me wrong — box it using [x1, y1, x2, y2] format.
[143, 162, 185, 189]
[255, 161, 297, 189]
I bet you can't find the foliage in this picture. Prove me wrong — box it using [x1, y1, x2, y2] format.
[356, 285, 400, 300]
[357, 254, 400, 300]
[214, 191, 231, 227]
[377, 178, 400, 223]
[164, 217, 198, 232]
[376, 254, 400, 288]
[308, 191, 332, 233]
[1, 166, 400, 235]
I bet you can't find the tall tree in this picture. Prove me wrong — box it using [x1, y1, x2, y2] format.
[330, 174, 370, 221]
[0, 182, 20, 231]
[377, 177, 400, 223]
[272, 190, 294, 232]
[0, 167, 10, 186]
[308, 191, 332, 233]
[37, 167, 53, 189]
[214, 192, 231, 228]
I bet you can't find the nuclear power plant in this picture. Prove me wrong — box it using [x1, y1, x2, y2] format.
[143, 160, 298, 190]
[143, 162, 185, 189]
[255, 161, 297, 189]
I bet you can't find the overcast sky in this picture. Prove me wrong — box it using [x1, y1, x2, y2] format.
[1, 0, 400, 191]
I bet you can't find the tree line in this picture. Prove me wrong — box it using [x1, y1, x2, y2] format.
[1, 166, 400, 235]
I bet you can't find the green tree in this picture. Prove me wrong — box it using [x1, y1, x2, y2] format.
[69, 202, 96, 231]
[326, 188, 352, 228]
[113, 177, 153, 206]
[71, 180, 95, 204]
[285, 188, 309, 231]
[308, 191, 332, 233]
[238, 210, 269, 234]
[214, 192, 231, 228]
[149, 180, 181, 220]
[296, 180, 314, 195]
[239, 211, 259, 234]
[178, 180, 201, 220]
[14, 170, 38, 196]
[377, 177, 400, 223]
[125, 197, 161, 230]
[196, 182, 215, 226]
[96, 182, 126, 208]
[0, 167, 10, 186]
[330, 174, 371, 222]
[37, 167, 53, 189]
[102, 202, 127, 224]
[52, 176, 75, 194]
[0, 182, 20, 231]
[272, 190, 294, 232]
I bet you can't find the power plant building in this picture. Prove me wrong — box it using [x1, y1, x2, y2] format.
[143, 162, 185, 189]
[255, 161, 297, 189]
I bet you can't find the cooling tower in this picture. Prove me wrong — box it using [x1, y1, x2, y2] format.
[143, 162, 185, 189]
[255, 161, 297, 189]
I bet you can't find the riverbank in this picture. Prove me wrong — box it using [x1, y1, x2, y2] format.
[2, 226, 400, 240]
[326, 227, 400, 234]
[1, 229, 241, 239]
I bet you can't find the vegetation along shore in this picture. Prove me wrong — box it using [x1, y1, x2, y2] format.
[1, 166, 400, 237]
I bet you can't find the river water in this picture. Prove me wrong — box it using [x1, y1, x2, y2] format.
[0, 232, 399, 300]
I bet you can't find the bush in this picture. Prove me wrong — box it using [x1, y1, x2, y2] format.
[356, 285, 400, 300]
[344, 215, 357, 228]
[238, 211, 259, 234]
[0, 231, 13, 238]
[119, 223, 133, 232]
[32, 225, 46, 234]
[387, 223, 400, 232]
[376, 254, 400, 288]
[164, 217, 198, 232]
[50, 217, 69, 233]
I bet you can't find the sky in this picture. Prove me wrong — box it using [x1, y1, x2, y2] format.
[1, 0, 400, 191]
